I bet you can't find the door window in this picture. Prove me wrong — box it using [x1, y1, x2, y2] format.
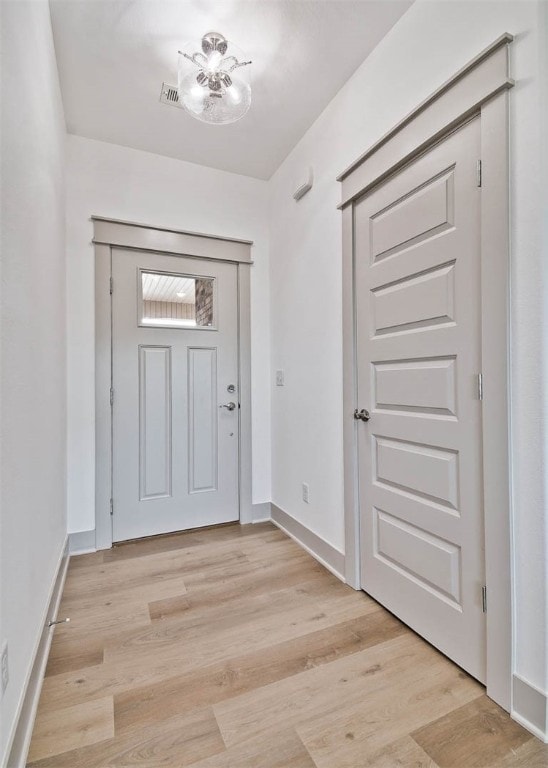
[139, 269, 216, 329]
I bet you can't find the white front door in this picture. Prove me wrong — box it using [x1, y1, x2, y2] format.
[112, 249, 239, 542]
[354, 118, 486, 682]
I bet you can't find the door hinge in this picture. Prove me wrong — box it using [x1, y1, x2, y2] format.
[476, 159, 482, 187]
[110, 387, 114, 406]
[481, 585, 487, 613]
[477, 373, 484, 401]
[110, 498, 114, 517]
[109, 276, 113, 295]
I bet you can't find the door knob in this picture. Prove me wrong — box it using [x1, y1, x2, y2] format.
[354, 408, 370, 422]
[219, 402, 237, 411]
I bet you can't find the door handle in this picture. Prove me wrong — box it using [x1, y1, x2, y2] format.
[354, 408, 370, 422]
[219, 402, 237, 411]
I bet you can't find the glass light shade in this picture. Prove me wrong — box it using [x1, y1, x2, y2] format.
[177, 35, 251, 125]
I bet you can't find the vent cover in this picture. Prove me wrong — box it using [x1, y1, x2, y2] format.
[159, 83, 183, 108]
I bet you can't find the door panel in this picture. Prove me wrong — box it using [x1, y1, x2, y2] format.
[355, 119, 486, 682]
[139, 345, 172, 500]
[187, 346, 218, 493]
[373, 357, 457, 415]
[375, 509, 461, 604]
[370, 167, 454, 260]
[372, 261, 456, 335]
[375, 436, 459, 509]
[112, 250, 239, 542]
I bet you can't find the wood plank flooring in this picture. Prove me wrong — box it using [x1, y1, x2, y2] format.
[28, 522, 547, 767]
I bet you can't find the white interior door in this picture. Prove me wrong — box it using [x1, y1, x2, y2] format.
[112, 249, 239, 542]
[354, 118, 486, 682]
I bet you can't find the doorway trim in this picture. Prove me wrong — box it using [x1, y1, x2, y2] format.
[93, 217, 253, 551]
[340, 35, 514, 712]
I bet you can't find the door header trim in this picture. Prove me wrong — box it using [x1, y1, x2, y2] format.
[337, 33, 514, 208]
[92, 217, 253, 264]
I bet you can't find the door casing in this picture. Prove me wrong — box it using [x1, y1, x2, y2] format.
[340, 35, 514, 711]
[94, 218, 253, 550]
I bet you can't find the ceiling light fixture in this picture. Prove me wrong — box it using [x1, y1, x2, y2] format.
[177, 32, 252, 125]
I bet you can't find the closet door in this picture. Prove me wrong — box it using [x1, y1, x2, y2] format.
[354, 118, 486, 682]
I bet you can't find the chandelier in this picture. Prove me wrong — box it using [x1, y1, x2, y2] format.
[177, 32, 252, 125]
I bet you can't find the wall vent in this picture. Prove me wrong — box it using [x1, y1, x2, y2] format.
[159, 83, 183, 108]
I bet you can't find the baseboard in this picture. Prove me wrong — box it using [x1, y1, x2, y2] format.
[512, 674, 548, 742]
[270, 504, 345, 582]
[250, 502, 271, 523]
[68, 529, 96, 555]
[6, 537, 70, 768]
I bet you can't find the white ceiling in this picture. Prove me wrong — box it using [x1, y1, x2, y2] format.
[142, 273, 197, 303]
[49, 0, 412, 179]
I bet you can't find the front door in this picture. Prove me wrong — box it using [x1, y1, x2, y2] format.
[112, 249, 239, 542]
[354, 118, 486, 682]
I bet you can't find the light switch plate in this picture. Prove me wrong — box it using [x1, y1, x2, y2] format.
[276, 370, 284, 386]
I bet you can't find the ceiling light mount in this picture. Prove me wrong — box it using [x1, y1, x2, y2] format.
[177, 31, 252, 125]
[201, 32, 228, 57]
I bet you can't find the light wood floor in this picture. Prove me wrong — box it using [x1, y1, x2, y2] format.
[28, 522, 547, 767]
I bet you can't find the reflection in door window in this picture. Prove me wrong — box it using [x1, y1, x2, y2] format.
[140, 271, 215, 329]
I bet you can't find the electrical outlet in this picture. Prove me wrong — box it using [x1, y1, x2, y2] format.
[302, 482, 309, 504]
[1, 641, 8, 696]
[276, 370, 285, 386]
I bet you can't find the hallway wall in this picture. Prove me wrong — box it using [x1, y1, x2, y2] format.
[0, 1, 68, 762]
[269, 0, 546, 708]
[66, 136, 271, 536]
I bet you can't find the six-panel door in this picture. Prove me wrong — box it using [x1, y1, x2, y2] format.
[354, 118, 486, 682]
[112, 249, 239, 542]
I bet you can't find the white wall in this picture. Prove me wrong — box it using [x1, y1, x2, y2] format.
[66, 136, 270, 535]
[0, 0, 67, 762]
[269, 0, 546, 698]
